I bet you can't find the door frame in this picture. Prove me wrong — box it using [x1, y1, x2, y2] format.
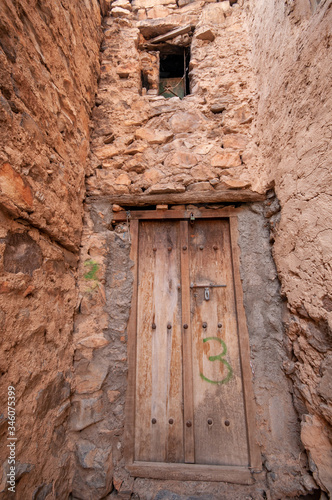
[116, 208, 262, 484]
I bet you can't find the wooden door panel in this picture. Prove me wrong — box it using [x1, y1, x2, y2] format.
[128, 214, 260, 480]
[135, 221, 184, 463]
[189, 220, 249, 466]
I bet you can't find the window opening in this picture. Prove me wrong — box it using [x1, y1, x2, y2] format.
[159, 48, 190, 99]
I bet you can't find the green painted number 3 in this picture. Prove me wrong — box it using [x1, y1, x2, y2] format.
[200, 337, 233, 385]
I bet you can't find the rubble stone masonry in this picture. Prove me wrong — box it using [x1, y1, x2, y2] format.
[0, 0, 331, 499]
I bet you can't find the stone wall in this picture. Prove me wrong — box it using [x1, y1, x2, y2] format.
[0, 0, 103, 497]
[86, 0, 264, 203]
[247, 0, 332, 496]
[70, 1, 321, 498]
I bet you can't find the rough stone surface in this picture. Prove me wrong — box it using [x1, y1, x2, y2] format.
[0, 0, 102, 498]
[1, 0, 331, 498]
[247, 0, 332, 494]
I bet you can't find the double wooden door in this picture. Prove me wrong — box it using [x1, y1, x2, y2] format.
[125, 213, 260, 482]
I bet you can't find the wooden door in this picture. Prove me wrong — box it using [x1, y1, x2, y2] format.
[125, 213, 260, 482]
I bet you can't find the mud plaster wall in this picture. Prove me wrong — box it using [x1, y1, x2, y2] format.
[0, 0, 103, 497]
[70, 1, 331, 498]
[247, 0, 332, 494]
[72, 200, 314, 500]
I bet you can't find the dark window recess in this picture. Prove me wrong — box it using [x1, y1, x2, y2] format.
[159, 48, 190, 99]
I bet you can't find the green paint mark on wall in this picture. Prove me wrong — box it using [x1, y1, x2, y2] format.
[84, 259, 99, 281]
[200, 336, 233, 385]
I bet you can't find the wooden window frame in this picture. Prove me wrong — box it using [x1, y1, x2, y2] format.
[117, 208, 262, 484]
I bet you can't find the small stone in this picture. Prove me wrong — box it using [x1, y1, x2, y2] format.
[112, 204, 125, 212]
[211, 152, 242, 168]
[123, 142, 147, 155]
[193, 143, 214, 155]
[170, 111, 202, 133]
[107, 390, 121, 403]
[195, 26, 215, 42]
[23, 285, 35, 297]
[115, 174, 131, 186]
[164, 151, 198, 169]
[0, 163, 33, 210]
[143, 169, 163, 184]
[103, 134, 115, 145]
[221, 179, 251, 189]
[69, 394, 104, 431]
[223, 134, 248, 149]
[111, 6, 130, 18]
[94, 144, 122, 160]
[187, 182, 214, 192]
[135, 128, 173, 144]
[78, 336, 109, 349]
[211, 102, 227, 114]
[75, 360, 109, 394]
[147, 6, 170, 18]
[112, 0, 132, 10]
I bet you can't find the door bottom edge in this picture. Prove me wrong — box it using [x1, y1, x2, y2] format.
[126, 462, 254, 484]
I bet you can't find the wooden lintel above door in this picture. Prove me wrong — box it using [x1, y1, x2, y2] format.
[111, 207, 242, 223]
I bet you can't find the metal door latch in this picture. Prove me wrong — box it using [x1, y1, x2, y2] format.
[190, 282, 226, 301]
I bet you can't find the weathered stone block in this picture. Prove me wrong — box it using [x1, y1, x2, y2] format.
[223, 134, 248, 149]
[164, 150, 198, 169]
[187, 181, 214, 191]
[169, 111, 202, 133]
[221, 179, 251, 189]
[94, 145, 123, 160]
[0, 163, 33, 211]
[78, 336, 109, 349]
[115, 173, 131, 186]
[75, 358, 109, 394]
[147, 6, 171, 18]
[4, 232, 42, 275]
[211, 152, 242, 168]
[135, 128, 173, 144]
[143, 168, 164, 184]
[111, 6, 131, 18]
[112, 0, 132, 11]
[195, 26, 215, 42]
[69, 394, 104, 431]
[201, 2, 229, 24]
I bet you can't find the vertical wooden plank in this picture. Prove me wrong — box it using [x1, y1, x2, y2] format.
[180, 221, 195, 464]
[135, 221, 184, 463]
[190, 219, 249, 466]
[229, 216, 262, 471]
[124, 219, 139, 464]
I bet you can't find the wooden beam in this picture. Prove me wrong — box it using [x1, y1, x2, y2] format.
[86, 189, 265, 206]
[229, 217, 262, 472]
[148, 25, 192, 44]
[111, 208, 242, 222]
[127, 462, 254, 484]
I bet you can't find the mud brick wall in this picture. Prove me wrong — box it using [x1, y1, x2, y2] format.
[247, 0, 332, 495]
[0, 0, 103, 497]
